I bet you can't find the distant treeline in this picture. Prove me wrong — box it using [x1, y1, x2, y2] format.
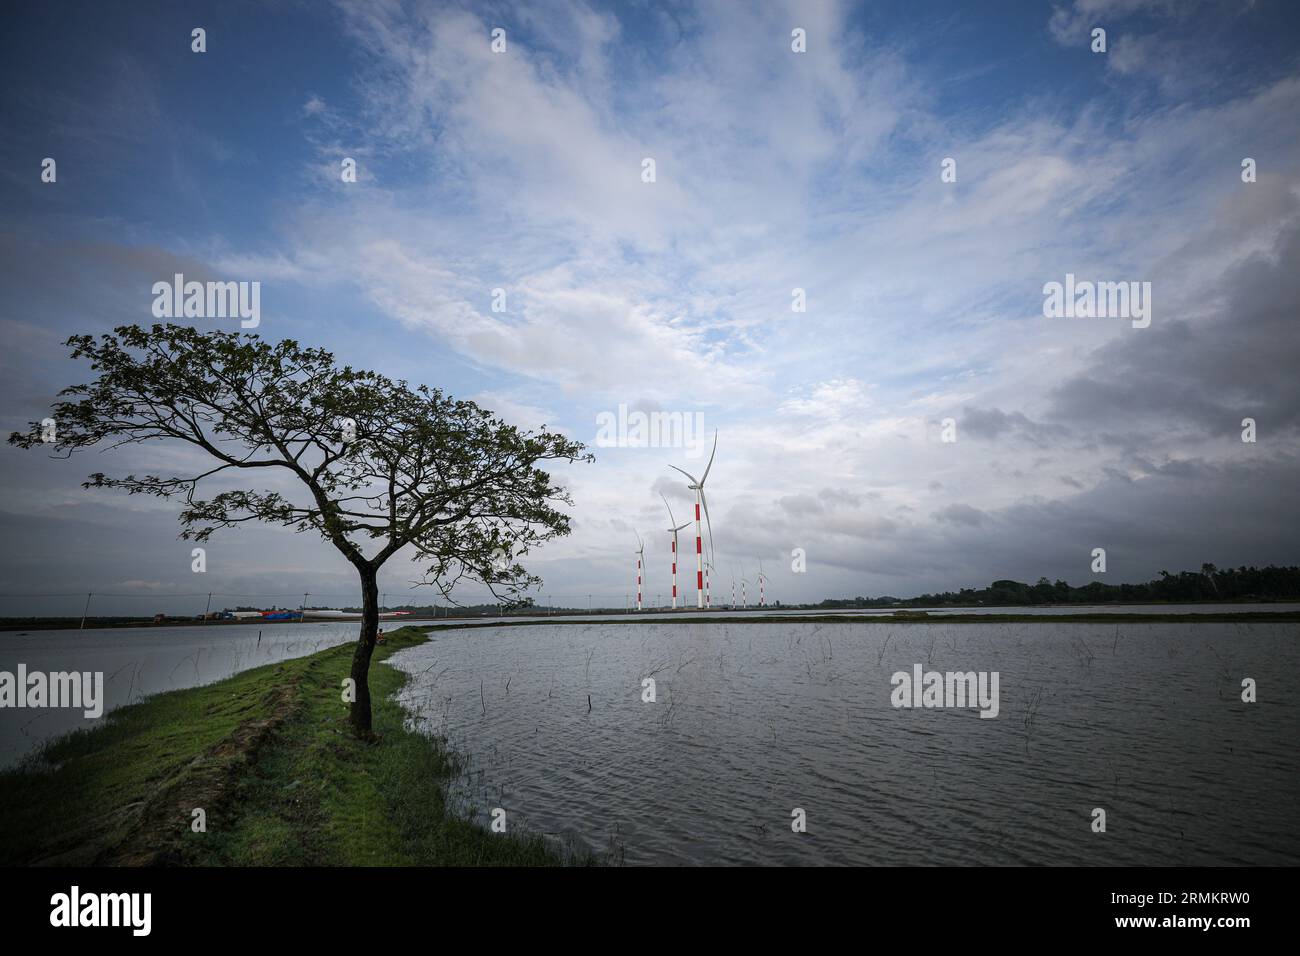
[815, 564, 1300, 609]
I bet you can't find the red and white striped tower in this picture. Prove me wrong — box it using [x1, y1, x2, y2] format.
[635, 534, 644, 611]
[671, 537, 677, 605]
[758, 562, 767, 607]
[660, 494, 690, 611]
[693, 496, 704, 607]
[670, 431, 718, 612]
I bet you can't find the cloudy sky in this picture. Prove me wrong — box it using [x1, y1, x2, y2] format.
[1, 0, 1298, 615]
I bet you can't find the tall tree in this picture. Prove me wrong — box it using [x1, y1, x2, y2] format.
[9, 324, 591, 735]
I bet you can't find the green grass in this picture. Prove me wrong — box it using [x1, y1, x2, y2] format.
[0, 627, 572, 866]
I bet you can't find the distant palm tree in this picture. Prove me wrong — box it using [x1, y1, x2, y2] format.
[1202, 563, 1220, 596]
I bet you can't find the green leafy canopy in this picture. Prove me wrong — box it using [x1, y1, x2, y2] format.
[9, 324, 593, 605]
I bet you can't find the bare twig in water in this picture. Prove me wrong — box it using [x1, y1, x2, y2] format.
[604, 824, 626, 866]
[1022, 687, 1044, 753]
[108, 661, 134, 682]
[419, 661, 451, 683]
[658, 686, 680, 729]
[877, 632, 893, 666]
[1071, 636, 1095, 670]
[1105, 754, 1120, 799]
[126, 661, 140, 704]
[1207, 643, 1233, 681]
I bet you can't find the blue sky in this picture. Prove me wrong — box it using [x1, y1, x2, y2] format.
[2, 0, 1299, 613]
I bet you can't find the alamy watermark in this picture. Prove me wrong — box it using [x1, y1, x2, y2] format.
[890, 664, 1000, 719]
[50, 886, 150, 936]
[595, 404, 706, 457]
[0, 665, 103, 718]
[151, 273, 260, 328]
[1043, 273, 1151, 329]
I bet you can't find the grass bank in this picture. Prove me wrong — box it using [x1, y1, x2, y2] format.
[0, 627, 569, 866]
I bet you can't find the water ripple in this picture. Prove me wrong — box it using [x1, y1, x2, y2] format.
[392, 621, 1299, 865]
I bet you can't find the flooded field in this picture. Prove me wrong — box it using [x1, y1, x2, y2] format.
[392, 619, 1300, 865]
[0, 622, 364, 765]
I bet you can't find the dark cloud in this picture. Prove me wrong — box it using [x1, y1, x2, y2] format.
[933, 503, 987, 527]
[1046, 220, 1300, 442]
[960, 406, 1060, 446]
[817, 486, 863, 508]
[778, 494, 823, 517]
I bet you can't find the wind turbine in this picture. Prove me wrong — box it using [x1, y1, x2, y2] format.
[634, 532, 645, 612]
[660, 494, 691, 610]
[757, 561, 769, 608]
[669, 430, 717, 610]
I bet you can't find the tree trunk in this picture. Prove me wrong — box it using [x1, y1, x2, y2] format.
[348, 565, 380, 736]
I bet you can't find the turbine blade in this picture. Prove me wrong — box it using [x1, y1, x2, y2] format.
[700, 489, 715, 565]
[700, 430, 718, 484]
[660, 492, 677, 528]
[669, 464, 700, 485]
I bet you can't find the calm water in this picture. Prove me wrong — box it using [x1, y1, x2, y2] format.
[392, 619, 1300, 865]
[0, 621, 367, 765]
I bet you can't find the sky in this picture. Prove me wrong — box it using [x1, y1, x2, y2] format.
[1, 0, 1298, 615]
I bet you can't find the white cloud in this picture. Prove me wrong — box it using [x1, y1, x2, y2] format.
[5, 0, 1297, 607]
